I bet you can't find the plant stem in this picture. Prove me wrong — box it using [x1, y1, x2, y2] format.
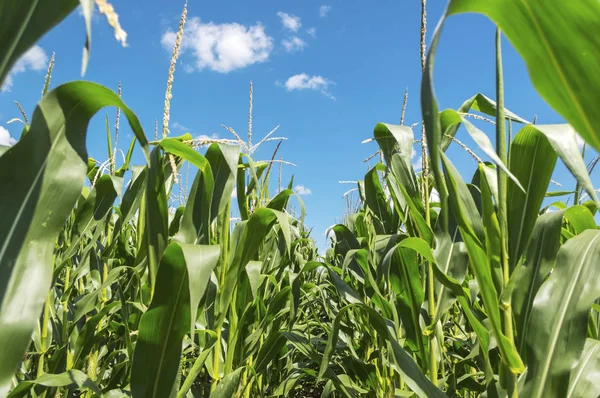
[37, 295, 51, 377]
[496, 28, 519, 398]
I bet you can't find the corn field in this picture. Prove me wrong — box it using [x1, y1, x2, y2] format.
[1, 0, 600, 397]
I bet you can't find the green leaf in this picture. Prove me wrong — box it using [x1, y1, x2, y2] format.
[522, 230, 600, 398]
[384, 242, 425, 361]
[441, 93, 529, 151]
[445, 0, 600, 152]
[205, 144, 239, 224]
[73, 266, 128, 323]
[389, 154, 433, 244]
[209, 367, 245, 398]
[507, 125, 558, 270]
[181, 243, 221, 338]
[72, 174, 121, 241]
[512, 211, 563, 355]
[441, 153, 525, 373]
[533, 124, 599, 206]
[430, 228, 469, 326]
[567, 339, 600, 398]
[373, 122, 414, 167]
[218, 208, 288, 322]
[7, 369, 101, 398]
[0, 82, 148, 396]
[364, 163, 394, 233]
[144, 147, 169, 290]
[167, 145, 214, 246]
[131, 243, 193, 398]
[564, 205, 596, 235]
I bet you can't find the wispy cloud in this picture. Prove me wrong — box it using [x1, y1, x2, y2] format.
[282, 73, 335, 99]
[319, 5, 332, 17]
[0, 126, 16, 146]
[306, 27, 317, 38]
[1, 45, 48, 92]
[294, 184, 312, 195]
[171, 121, 190, 132]
[282, 36, 306, 53]
[277, 12, 302, 32]
[161, 17, 273, 73]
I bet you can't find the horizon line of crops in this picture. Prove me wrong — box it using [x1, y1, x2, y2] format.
[1, 0, 600, 397]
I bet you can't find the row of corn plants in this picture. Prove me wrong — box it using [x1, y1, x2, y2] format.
[2, 0, 600, 397]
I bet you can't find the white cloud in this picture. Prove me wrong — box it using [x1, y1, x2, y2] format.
[277, 12, 301, 32]
[307, 27, 317, 38]
[172, 121, 190, 132]
[294, 184, 312, 195]
[283, 73, 335, 99]
[282, 36, 306, 53]
[319, 5, 332, 17]
[0, 126, 17, 146]
[161, 17, 274, 73]
[1, 45, 48, 92]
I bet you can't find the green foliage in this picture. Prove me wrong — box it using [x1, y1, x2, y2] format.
[1, 1, 600, 397]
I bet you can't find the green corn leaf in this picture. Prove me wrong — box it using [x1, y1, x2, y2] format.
[384, 242, 426, 361]
[205, 144, 239, 223]
[430, 229, 468, 327]
[533, 124, 599, 206]
[0, 81, 148, 396]
[522, 230, 600, 398]
[364, 163, 394, 234]
[164, 140, 215, 246]
[563, 205, 596, 235]
[389, 154, 433, 244]
[245, 260, 262, 300]
[373, 122, 414, 167]
[441, 153, 524, 373]
[567, 339, 600, 398]
[445, 0, 600, 152]
[218, 208, 289, 323]
[512, 211, 563, 355]
[116, 136, 138, 177]
[144, 147, 169, 291]
[72, 174, 122, 241]
[507, 125, 558, 270]
[441, 93, 529, 151]
[182, 243, 221, 339]
[476, 164, 504, 294]
[131, 242, 195, 398]
[209, 367, 245, 398]
[7, 369, 101, 398]
[73, 266, 128, 323]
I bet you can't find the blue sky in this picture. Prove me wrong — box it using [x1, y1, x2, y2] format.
[1, 0, 597, 250]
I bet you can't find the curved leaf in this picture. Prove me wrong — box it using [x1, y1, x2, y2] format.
[131, 242, 193, 398]
[445, 0, 600, 152]
[567, 339, 600, 398]
[0, 82, 148, 395]
[522, 230, 600, 398]
[7, 369, 101, 398]
[507, 125, 557, 270]
[512, 211, 564, 354]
